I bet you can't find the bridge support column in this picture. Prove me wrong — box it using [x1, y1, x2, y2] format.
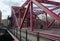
[30, 1, 33, 31]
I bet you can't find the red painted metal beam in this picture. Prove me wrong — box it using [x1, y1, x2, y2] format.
[20, 2, 30, 29]
[19, 9, 22, 27]
[33, 6, 60, 29]
[50, 6, 60, 11]
[12, 7, 21, 28]
[33, 5, 60, 29]
[47, 20, 55, 28]
[17, 9, 21, 28]
[45, 13, 48, 29]
[21, 0, 60, 7]
[30, 1, 33, 31]
[33, 6, 60, 16]
[21, 0, 29, 7]
[36, 0, 60, 6]
[12, 9, 19, 28]
[21, 1, 28, 7]
[31, 0, 60, 23]
[47, 13, 60, 29]
[12, 8, 17, 28]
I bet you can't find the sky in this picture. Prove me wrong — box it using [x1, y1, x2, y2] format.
[0, 0, 60, 19]
[0, 0, 26, 19]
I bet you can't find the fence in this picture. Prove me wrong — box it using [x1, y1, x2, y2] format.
[8, 28, 54, 41]
[8, 28, 40, 41]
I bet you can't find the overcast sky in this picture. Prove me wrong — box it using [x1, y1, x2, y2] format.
[0, 0, 26, 19]
[0, 0, 60, 19]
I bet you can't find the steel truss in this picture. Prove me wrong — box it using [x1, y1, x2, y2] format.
[11, 0, 60, 31]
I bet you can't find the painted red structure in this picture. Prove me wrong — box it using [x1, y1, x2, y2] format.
[11, 0, 60, 31]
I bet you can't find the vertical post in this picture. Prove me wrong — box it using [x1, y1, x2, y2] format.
[30, 1, 33, 31]
[45, 13, 48, 29]
[14, 28, 16, 36]
[20, 29, 21, 41]
[17, 29, 18, 38]
[14, 28, 15, 35]
[37, 32, 39, 41]
[15, 28, 16, 36]
[19, 9, 21, 27]
[26, 30, 28, 41]
[13, 28, 14, 35]
[15, 28, 16, 35]
[16, 28, 17, 37]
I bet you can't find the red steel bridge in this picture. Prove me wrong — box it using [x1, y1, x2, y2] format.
[6, 0, 60, 41]
[11, 0, 60, 30]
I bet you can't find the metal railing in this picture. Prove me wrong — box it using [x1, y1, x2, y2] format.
[8, 28, 40, 41]
[7, 28, 55, 41]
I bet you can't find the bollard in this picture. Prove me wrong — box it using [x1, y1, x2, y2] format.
[17, 29, 19, 38]
[26, 30, 28, 41]
[13, 28, 15, 35]
[20, 29, 21, 41]
[14, 29, 16, 35]
[15, 28, 16, 35]
[37, 32, 39, 41]
[16, 29, 18, 37]
[16, 29, 17, 36]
